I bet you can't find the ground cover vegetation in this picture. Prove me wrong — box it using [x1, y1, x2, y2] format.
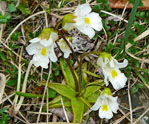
[0, 0, 149, 124]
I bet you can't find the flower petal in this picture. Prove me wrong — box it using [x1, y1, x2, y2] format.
[63, 23, 75, 31]
[50, 32, 59, 42]
[113, 59, 128, 68]
[26, 43, 41, 55]
[63, 50, 71, 58]
[75, 3, 91, 16]
[29, 37, 40, 43]
[99, 106, 113, 119]
[102, 68, 109, 86]
[40, 38, 53, 47]
[77, 25, 95, 39]
[49, 45, 57, 62]
[32, 54, 49, 68]
[109, 96, 119, 113]
[97, 57, 103, 67]
[91, 97, 101, 111]
[86, 12, 103, 31]
[110, 72, 127, 90]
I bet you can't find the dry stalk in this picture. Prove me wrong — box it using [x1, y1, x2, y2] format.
[14, 60, 33, 114]
[36, 61, 52, 123]
[0, 73, 6, 102]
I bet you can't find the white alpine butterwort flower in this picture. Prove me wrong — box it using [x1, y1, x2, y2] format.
[63, 3, 103, 39]
[26, 42, 57, 68]
[91, 88, 119, 119]
[57, 37, 72, 58]
[97, 52, 128, 90]
[29, 28, 58, 47]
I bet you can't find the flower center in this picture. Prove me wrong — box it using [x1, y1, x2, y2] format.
[102, 105, 109, 112]
[111, 70, 118, 78]
[40, 48, 47, 56]
[84, 17, 90, 24]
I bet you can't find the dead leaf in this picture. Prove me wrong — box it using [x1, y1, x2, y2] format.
[109, 0, 149, 10]
[50, 108, 73, 121]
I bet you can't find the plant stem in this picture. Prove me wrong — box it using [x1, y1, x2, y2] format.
[55, 42, 80, 94]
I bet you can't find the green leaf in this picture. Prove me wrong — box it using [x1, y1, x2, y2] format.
[136, 72, 149, 87]
[71, 98, 84, 123]
[131, 86, 138, 94]
[47, 96, 71, 108]
[48, 96, 62, 105]
[41, 82, 76, 100]
[122, 0, 140, 54]
[81, 63, 88, 86]
[87, 92, 99, 103]
[0, 13, 11, 24]
[49, 98, 71, 108]
[83, 80, 104, 98]
[11, 32, 21, 41]
[16, 91, 43, 98]
[48, 88, 57, 98]
[17, 3, 31, 15]
[8, 3, 16, 12]
[136, 83, 144, 88]
[0, 50, 7, 61]
[83, 70, 101, 78]
[79, 97, 91, 107]
[6, 79, 17, 86]
[83, 85, 101, 98]
[60, 58, 75, 89]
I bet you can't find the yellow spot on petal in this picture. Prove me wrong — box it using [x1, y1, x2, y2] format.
[40, 48, 47, 56]
[111, 70, 118, 78]
[102, 105, 109, 112]
[84, 17, 90, 24]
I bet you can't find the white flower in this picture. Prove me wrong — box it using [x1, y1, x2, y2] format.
[26, 42, 57, 68]
[97, 52, 128, 90]
[91, 88, 119, 119]
[29, 28, 58, 47]
[63, 3, 103, 39]
[57, 37, 72, 58]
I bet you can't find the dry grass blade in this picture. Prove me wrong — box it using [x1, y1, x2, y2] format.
[5, 11, 45, 43]
[14, 60, 33, 115]
[126, 28, 149, 50]
[113, 106, 144, 124]
[0, 73, 6, 103]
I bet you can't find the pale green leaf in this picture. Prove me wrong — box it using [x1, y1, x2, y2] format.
[60, 58, 75, 89]
[83, 70, 101, 78]
[41, 82, 76, 100]
[79, 97, 91, 107]
[87, 92, 100, 103]
[83, 80, 103, 98]
[48, 96, 71, 108]
[71, 98, 84, 123]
